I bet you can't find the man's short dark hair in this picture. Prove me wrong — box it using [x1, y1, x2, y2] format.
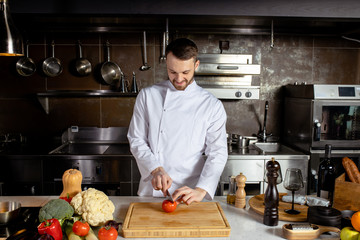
[165, 38, 198, 61]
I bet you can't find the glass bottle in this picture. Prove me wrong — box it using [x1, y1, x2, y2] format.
[317, 144, 336, 204]
[227, 176, 236, 204]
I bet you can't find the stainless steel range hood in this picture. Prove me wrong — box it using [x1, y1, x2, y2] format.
[195, 54, 260, 100]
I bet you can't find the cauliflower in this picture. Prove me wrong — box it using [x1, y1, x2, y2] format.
[70, 188, 115, 226]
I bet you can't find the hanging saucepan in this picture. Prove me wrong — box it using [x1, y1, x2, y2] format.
[42, 41, 63, 77]
[75, 40, 92, 76]
[16, 41, 36, 77]
[100, 41, 121, 85]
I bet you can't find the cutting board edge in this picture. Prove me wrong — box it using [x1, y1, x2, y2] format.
[122, 227, 231, 238]
[215, 201, 231, 228]
[122, 202, 135, 230]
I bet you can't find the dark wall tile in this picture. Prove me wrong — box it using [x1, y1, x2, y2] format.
[313, 48, 360, 84]
[0, 31, 359, 142]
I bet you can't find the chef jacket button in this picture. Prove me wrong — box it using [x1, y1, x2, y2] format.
[163, 109, 166, 111]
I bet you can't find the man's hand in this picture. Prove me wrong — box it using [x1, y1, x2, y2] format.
[173, 186, 207, 205]
[151, 167, 172, 196]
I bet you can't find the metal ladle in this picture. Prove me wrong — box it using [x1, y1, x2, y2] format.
[140, 31, 151, 71]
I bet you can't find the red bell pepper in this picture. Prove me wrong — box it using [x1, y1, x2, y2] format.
[59, 193, 72, 203]
[38, 219, 63, 240]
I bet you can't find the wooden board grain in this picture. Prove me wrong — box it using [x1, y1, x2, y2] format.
[122, 202, 231, 238]
[249, 193, 308, 222]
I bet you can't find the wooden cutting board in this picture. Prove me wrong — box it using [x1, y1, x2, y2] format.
[122, 202, 231, 238]
[249, 193, 309, 222]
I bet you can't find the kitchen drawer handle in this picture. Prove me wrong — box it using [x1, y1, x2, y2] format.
[217, 65, 239, 70]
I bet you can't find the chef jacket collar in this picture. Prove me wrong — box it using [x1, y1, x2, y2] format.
[167, 79, 198, 93]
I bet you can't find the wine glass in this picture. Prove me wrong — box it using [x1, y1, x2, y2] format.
[283, 168, 304, 215]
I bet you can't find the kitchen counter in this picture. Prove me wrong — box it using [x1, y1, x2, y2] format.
[0, 196, 339, 240]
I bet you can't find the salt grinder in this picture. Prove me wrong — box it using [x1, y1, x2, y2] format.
[235, 173, 246, 208]
[264, 157, 280, 226]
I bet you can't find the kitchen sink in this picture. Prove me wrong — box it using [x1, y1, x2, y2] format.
[254, 142, 281, 152]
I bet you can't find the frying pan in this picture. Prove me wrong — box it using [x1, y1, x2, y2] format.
[42, 41, 63, 77]
[101, 41, 121, 85]
[16, 42, 36, 76]
[75, 41, 92, 76]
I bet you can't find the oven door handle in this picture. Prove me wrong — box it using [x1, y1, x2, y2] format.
[217, 65, 239, 70]
[314, 121, 321, 141]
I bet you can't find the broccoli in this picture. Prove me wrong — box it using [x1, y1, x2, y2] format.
[39, 199, 74, 225]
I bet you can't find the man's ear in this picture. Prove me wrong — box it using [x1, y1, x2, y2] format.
[195, 59, 200, 70]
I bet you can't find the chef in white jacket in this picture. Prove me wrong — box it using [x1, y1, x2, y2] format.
[127, 38, 228, 204]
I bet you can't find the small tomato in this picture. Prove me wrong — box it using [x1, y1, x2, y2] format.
[72, 221, 90, 236]
[162, 200, 177, 213]
[98, 226, 118, 240]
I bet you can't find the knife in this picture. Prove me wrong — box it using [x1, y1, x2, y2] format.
[166, 190, 175, 202]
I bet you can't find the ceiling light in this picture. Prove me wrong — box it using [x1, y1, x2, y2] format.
[0, 0, 23, 56]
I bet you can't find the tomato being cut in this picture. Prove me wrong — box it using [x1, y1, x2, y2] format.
[162, 200, 177, 213]
[98, 226, 118, 240]
[72, 221, 90, 236]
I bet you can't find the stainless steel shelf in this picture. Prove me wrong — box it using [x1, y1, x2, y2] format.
[36, 90, 138, 114]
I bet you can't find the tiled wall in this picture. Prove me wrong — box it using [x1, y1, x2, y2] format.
[1, 31, 360, 143]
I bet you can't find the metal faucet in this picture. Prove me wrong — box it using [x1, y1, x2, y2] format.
[258, 101, 272, 142]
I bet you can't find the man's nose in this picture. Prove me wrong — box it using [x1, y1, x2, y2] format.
[175, 73, 184, 81]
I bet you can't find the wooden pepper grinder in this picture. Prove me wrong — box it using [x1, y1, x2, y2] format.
[263, 157, 280, 226]
[235, 173, 246, 208]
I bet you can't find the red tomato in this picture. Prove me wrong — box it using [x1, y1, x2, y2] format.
[162, 200, 177, 213]
[98, 226, 118, 240]
[72, 221, 90, 236]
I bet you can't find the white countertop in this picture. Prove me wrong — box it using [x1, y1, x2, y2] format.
[0, 196, 340, 240]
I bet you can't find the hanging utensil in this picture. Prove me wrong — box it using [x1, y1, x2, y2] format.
[130, 71, 138, 93]
[119, 73, 128, 93]
[160, 32, 166, 63]
[165, 18, 169, 46]
[75, 40, 92, 76]
[100, 40, 122, 85]
[42, 41, 63, 77]
[16, 41, 36, 77]
[140, 31, 151, 71]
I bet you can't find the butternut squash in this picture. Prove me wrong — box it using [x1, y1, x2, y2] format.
[60, 169, 83, 198]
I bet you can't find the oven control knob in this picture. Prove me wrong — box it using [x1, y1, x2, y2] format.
[235, 91, 242, 98]
[245, 91, 252, 98]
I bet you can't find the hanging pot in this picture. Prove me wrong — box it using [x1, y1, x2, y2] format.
[100, 41, 121, 85]
[75, 40, 92, 76]
[42, 41, 63, 77]
[16, 42, 36, 77]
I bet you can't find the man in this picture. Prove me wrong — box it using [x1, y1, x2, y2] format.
[127, 38, 227, 204]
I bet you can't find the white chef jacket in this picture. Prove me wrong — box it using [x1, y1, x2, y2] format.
[127, 80, 228, 200]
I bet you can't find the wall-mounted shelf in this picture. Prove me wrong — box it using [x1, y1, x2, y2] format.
[36, 90, 138, 114]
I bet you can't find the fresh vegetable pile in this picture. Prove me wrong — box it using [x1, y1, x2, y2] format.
[35, 169, 120, 240]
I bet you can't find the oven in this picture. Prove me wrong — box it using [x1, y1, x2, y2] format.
[194, 54, 261, 99]
[283, 84, 360, 194]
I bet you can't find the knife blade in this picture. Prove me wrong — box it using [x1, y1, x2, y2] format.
[166, 190, 175, 202]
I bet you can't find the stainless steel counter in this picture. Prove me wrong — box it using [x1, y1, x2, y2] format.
[228, 142, 309, 160]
